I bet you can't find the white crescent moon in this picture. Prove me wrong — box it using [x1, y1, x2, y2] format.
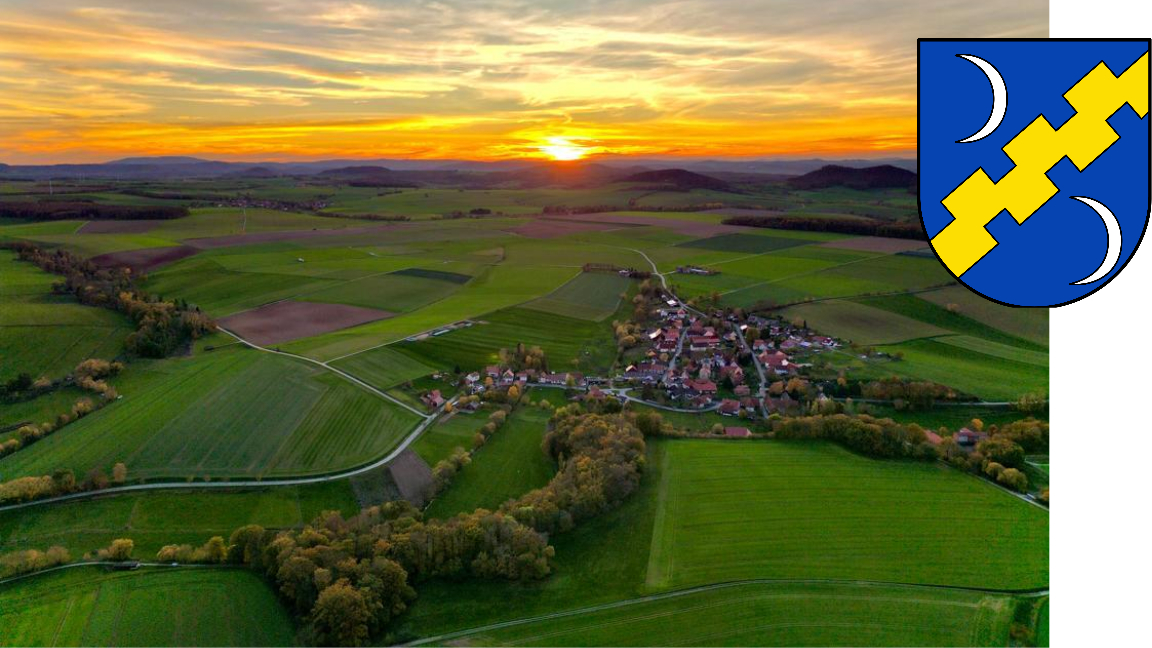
[1070, 196, 1122, 285]
[956, 54, 1007, 143]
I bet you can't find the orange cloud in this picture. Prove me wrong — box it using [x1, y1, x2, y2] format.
[0, 1, 1046, 163]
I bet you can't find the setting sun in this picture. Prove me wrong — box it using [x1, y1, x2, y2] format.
[539, 138, 590, 161]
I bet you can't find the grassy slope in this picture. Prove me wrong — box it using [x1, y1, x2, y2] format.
[0, 567, 295, 647]
[645, 440, 1048, 591]
[424, 406, 554, 519]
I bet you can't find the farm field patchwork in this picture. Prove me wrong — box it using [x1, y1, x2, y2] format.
[645, 440, 1048, 591]
[857, 293, 1049, 352]
[918, 285, 1049, 347]
[0, 567, 295, 647]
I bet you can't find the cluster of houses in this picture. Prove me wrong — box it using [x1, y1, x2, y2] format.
[674, 265, 719, 276]
[460, 365, 588, 395]
[420, 298, 852, 422]
[212, 197, 331, 212]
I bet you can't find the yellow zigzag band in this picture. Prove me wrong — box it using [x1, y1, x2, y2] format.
[933, 52, 1149, 276]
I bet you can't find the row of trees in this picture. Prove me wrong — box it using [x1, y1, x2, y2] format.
[0, 546, 71, 579]
[0, 201, 188, 221]
[720, 215, 926, 240]
[858, 377, 963, 409]
[0, 463, 127, 504]
[0, 360, 125, 459]
[772, 413, 938, 460]
[428, 406, 513, 497]
[11, 243, 215, 357]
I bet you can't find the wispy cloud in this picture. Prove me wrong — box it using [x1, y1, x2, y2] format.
[0, 0, 1046, 162]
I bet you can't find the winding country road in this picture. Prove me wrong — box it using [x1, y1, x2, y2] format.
[404, 577, 1050, 646]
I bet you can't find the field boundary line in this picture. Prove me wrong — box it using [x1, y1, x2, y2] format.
[403, 578, 1050, 646]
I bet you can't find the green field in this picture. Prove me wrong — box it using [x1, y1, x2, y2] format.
[524, 272, 632, 321]
[781, 300, 949, 346]
[425, 406, 554, 519]
[329, 345, 440, 390]
[0, 253, 132, 382]
[0, 347, 420, 481]
[677, 233, 815, 254]
[919, 286, 1049, 346]
[396, 307, 619, 375]
[435, 582, 1019, 647]
[875, 338, 1049, 402]
[645, 440, 1048, 591]
[0, 483, 357, 557]
[0, 567, 295, 646]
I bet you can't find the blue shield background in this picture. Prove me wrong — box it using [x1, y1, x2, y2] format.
[919, 39, 1149, 307]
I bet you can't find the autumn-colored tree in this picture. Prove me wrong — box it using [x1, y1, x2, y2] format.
[311, 579, 371, 646]
[997, 468, 1028, 492]
[100, 538, 134, 561]
[111, 462, 128, 484]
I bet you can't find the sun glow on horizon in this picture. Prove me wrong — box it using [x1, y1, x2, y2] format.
[538, 137, 590, 161]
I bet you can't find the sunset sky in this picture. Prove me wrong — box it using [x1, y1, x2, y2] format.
[0, 0, 1047, 164]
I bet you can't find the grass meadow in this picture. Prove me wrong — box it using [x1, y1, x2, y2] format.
[644, 440, 1048, 591]
[0, 483, 357, 558]
[0, 567, 295, 647]
[0, 347, 420, 481]
[424, 406, 554, 519]
[0, 253, 131, 382]
[445, 582, 1017, 647]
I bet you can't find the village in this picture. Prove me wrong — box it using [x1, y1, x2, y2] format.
[421, 283, 847, 427]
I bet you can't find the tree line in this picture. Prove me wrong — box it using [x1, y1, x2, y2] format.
[0, 462, 128, 504]
[10, 243, 215, 357]
[0, 360, 124, 460]
[0, 201, 188, 221]
[771, 413, 939, 460]
[720, 215, 926, 240]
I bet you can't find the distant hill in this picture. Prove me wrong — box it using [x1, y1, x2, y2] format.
[225, 166, 279, 178]
[787, 164, 916, 190]
[106, 156, 214, 166]
[619, 168, 732, 192]
[318, 165, 419, 188]
[319, 165, 392, 176]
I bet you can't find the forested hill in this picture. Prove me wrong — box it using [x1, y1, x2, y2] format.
[618, 169, 733, 191]
[787, 164, 916, 190]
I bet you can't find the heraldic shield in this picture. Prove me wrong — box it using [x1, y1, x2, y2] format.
[918, 38, 1150, 307]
